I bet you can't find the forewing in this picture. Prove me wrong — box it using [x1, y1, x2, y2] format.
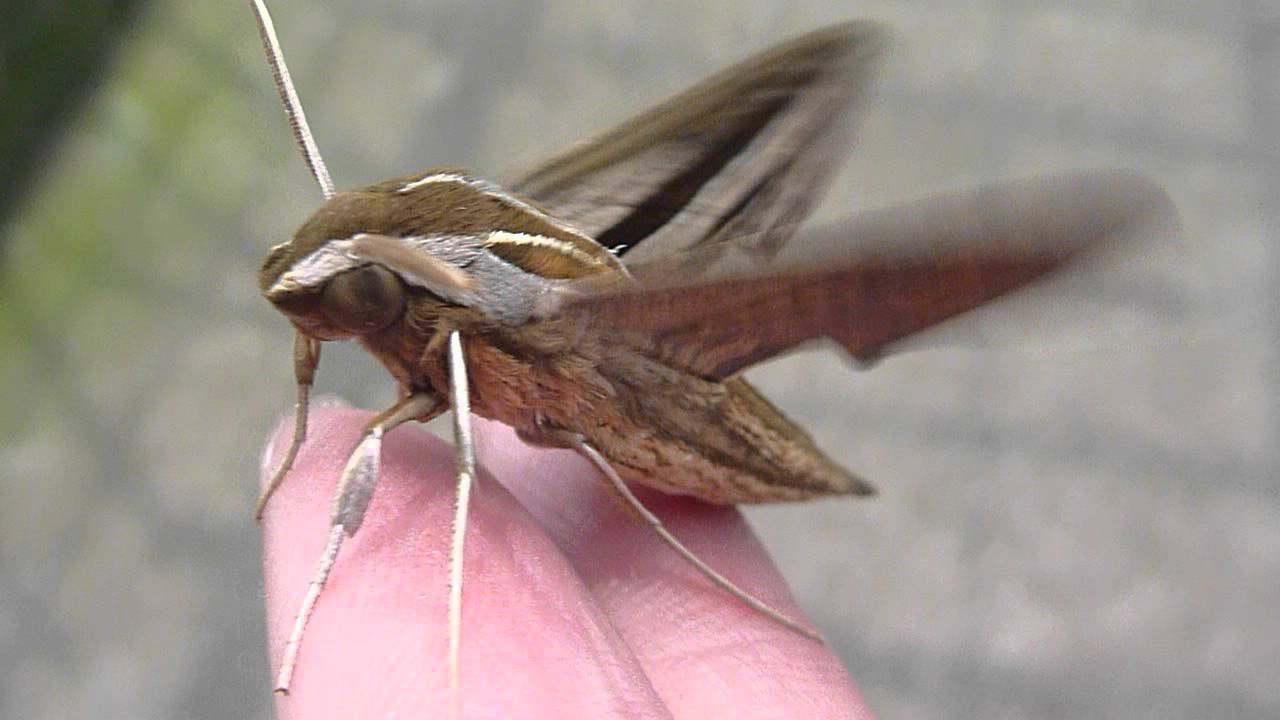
[507, 22, 887, 261]
[546, 172, 1178, 380]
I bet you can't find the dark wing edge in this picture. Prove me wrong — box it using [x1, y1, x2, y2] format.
[506, 21, 889, 260]
[542, 171, 1180, 380]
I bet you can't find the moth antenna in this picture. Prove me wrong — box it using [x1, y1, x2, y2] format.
[446, 331, 477, 720]
[249, 0, 336, 198]
[272, 393, 443, 694]
[249, 0, 333, 523]
[570, 437, 822, 642]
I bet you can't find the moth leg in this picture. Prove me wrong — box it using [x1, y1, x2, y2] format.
[274, 391, 443, 695]
[422, 317, 455, 362]
[530, 427, 822, 642]
[256, 332, 321, 521]
[445, 330, 476, 720]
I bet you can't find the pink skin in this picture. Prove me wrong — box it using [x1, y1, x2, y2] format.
[262, 407, 872, 719]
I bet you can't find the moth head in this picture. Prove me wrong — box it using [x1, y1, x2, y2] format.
[259, 191, 417, 340]
[260, 169, 623, 338]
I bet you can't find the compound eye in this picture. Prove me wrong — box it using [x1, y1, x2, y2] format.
[321, 264, 405, 334]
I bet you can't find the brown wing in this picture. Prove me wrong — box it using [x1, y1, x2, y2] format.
[507, 22, 887, 261]
[545, 171, 1178, 380]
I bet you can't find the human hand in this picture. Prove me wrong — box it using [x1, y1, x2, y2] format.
[261, 406, 872, 718]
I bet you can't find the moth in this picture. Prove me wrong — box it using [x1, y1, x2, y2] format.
[247, 0, 1175, 709]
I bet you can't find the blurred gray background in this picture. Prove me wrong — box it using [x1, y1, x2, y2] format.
[2, 1, 1275, 718]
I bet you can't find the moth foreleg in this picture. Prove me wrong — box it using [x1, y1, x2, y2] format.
[273, 391, 442, 694]
[256, 332, 321, 520]
[545, 430, 823, 642]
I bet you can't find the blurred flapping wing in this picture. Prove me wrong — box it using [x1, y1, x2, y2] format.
[542, 171, 1178, 380]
